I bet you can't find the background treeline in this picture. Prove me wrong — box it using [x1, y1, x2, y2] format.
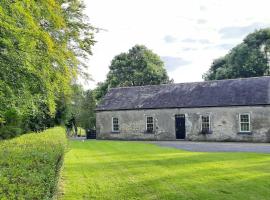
[94, 44, 172, 102]
[204, 28, 270, 80]
[0, 0, 95, 138]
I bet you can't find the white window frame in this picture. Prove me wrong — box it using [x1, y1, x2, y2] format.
[112, 117, 119, 132]
[200, 115, 211, 132]
[146, 116, 154, 133]
[239, 113, 251, 132]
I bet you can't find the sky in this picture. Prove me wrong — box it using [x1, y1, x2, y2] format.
[83, 0, 270, 89]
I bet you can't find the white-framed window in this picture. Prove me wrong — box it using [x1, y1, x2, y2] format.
[201, 115, 210, 132]
[239, 114, 250, 132]
[146, 116, 154, 133]
[112, 117, 119, 132]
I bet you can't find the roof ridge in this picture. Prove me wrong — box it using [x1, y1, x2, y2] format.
[108, 76, 270, 90]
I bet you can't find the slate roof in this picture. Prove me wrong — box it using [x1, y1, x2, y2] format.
[96, 76, 270, 111]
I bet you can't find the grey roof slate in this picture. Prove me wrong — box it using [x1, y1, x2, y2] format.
[96, 76, 270, 111]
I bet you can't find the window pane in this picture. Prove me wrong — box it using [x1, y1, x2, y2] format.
[113, 125, 119, 131]
[146, 117, 154, 132]
[202, 116, 209, 123]
[147, 124, 153, 130]
[113, 118, 118, 123]
[240, 115, 249, 122]
[239, 114, 250, 132]
[201, 115, 210, 132]
[147, 117, 153, 123]
[112, 118, 119, 131]
[202, 123, 209, 129]
[241, 123, 249, 132]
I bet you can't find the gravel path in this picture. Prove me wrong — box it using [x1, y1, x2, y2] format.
[150, 141, 270, 153]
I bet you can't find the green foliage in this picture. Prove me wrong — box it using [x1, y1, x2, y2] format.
[3, 108, 21, 126]
[0, 126, 23, 139]
[54, 84, 96, 134]
[204, 28, 270, 80]
[0, 0, 95, 137]
[68, 85, 96, 131]
[107, 45, 170, 87]
[78, 90, 96, 130]
[0, 127, 67, 199]
[94, 81, 110, 102]
[60, 141, 270, 200]
[95, 45, 171, 101]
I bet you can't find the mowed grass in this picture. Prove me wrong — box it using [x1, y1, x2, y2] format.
[60, 140, 270, 200]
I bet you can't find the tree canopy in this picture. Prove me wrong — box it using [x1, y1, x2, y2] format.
[95, 45, 171, 101]
[0, 0, 95, 138]
[68, 85, 96, 131]
[204, 28, 270, 80]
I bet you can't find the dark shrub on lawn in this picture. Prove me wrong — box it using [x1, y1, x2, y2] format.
[0, 127, 67, 199]
[0, 126, 23, 139]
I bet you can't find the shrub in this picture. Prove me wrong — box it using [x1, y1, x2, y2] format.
[0, 108, 24, 140]
[0, 127, 67, 199]
[3, 108, 21, 126]
[0, 126, 23, 139]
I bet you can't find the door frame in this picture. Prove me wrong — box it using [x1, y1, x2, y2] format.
[175, 114, 186, 139]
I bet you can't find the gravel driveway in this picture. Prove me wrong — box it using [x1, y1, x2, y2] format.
[150, 141, 270, 153]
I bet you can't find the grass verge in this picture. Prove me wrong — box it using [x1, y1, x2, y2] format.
[0, 127, 67, 199]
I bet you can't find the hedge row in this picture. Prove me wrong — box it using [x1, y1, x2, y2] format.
[0, 127, 67, 199]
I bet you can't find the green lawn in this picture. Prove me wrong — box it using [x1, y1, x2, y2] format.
[60, 140, 270, 200]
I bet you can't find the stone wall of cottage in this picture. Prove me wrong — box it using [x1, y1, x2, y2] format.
[96, 106, 270, 142]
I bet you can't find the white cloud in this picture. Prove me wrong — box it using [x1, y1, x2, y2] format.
[83, 0, 270, 89]
[161, 56, 191, 71]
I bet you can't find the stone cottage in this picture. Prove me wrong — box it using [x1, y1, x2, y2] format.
[96, 76, 270, 142]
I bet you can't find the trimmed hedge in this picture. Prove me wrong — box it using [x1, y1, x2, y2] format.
[0, 127, 67, 199]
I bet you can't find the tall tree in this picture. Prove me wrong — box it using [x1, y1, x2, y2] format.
[204, 28, 270, 80]
[0, 0, 95, 137]
[78, 90, 96, 130]
[62, 85, 96, 132]
[95, 45, 171, 101]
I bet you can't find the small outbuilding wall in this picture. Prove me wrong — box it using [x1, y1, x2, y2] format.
[96, 106, 270, 142]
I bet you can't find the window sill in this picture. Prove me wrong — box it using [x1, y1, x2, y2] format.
[237, 132, 252, 135]
[199, 130, 212, 135]
[144, 131, 155, 134]
[111, 131, 120, 134]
